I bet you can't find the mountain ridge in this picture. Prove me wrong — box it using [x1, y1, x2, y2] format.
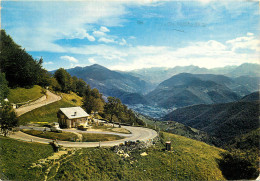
[162, 93, 259, 146]
[146, 73, 241, 108]
[126, 63, 260, 85]
[60, 64, 153, 105]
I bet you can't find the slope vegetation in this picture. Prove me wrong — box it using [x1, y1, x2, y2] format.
[0, 132, 226, 180]
[7, 85, 44, 104]
[0, 136, 53, 180]
[163, 99, 259, 145]
[51, 132, 225, 180]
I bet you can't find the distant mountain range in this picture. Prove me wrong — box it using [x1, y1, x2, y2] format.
[162, 92, 259, 146]
[127, 63, 260, 85]
[50, 63, 258, 108]
[146, 73, 241, 108]
[65, 64, 152, 104]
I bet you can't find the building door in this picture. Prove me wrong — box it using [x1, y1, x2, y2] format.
[71, 119, 76, 128]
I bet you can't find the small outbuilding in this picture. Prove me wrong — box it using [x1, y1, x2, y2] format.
[57, 107, 90, 128]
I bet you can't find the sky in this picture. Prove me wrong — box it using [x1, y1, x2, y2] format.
[1, 0, 259, 71]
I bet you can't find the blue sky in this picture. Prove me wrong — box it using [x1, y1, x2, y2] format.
[2, 0, 259, 71]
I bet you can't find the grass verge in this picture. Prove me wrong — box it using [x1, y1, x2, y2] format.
[0, 136, 53, 180]
[22, 129, 79, 142]
[18, 92, 82, 125]
[81, 133, 125, 142]
[22, 129, 125, 142]
[7, 85, 43, 104]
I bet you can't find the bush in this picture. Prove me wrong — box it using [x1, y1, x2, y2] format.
[218, 149, 259, 180]
[71, 99, 77, 103]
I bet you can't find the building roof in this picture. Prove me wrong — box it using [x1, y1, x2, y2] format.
[59, 107, 89, 119]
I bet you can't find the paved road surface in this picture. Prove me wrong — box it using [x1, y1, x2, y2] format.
[9, 126, 158, 148]
[15, 90, 61, 116]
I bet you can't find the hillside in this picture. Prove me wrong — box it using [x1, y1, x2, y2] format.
[226, 128, 260, 151]
[7, 85, 44, 104]
[147, 73, 240, 108]
[49, 132, 225, 180]
[0, 30, 50, 88]
[163, 100, 259, 146]
[227, 63, 260, 77]
[0, 132, 226, 180]
[232, 76, 259, 93]
[127, 65, 210, 85]
[64, 64, 152, 105]
[240, 91, 259, 102]
[191, 74, 258, 96]
[19, 92, 82, 125]
[0, 136, 53, 180]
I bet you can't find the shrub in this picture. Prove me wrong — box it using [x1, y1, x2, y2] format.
[218, 149, 259, 180]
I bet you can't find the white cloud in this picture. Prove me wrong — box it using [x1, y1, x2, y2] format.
[60, 56, 78, 63]
[93, 31, 106, 37]
[54, 32, 259, 71]
[43, 61, 54, 65]
[247, 32, 254, 36]
[6, 2, 127, 52]
[100, 26, 110, 32]
[119, 38, 127, 45]
[226, 34, 259, 52]
[98, 37, 115, 43]
[65, 29, 95, 41]
[197, 0, 212, 4]
[86, 34, 96, 41]
[109, 34, 259, 70]
[128, 36, 136, 40]
[88, 58, 96, 64]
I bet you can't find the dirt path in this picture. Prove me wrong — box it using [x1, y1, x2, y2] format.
[43, 148, 77, 181]
[15, 90, 61, 116]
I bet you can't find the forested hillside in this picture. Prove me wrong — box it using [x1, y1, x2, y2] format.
[147, 73, 240, 108]
[163, 97, 259, 147]
[0, 30, 50, 88]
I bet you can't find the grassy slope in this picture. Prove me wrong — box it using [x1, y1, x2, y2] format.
[22, 129, 79, 141]
[7, 85, 43, 103]
[81, 133, 124, 142]
[19, 92, 82, 125]
[53, 132, 225, 181]
[0, 132, 225, 180]
[0, 136, 53, 180]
